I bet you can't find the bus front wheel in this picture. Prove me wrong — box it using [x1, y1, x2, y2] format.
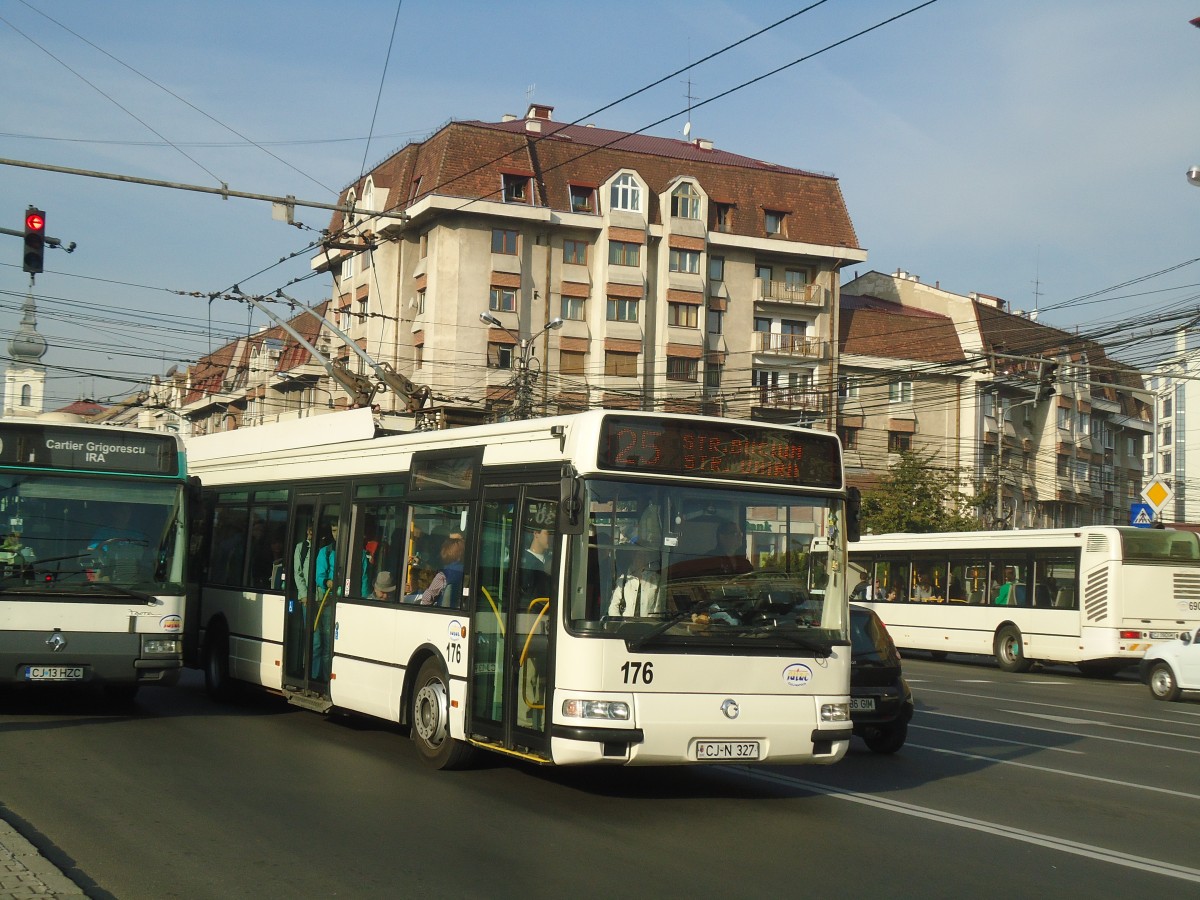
[203, 624, 234, 702]
[994, 625, 1032, 673]
[410, 657, 475, 770]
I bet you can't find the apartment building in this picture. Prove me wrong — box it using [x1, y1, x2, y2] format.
[841, 271, 1150, 527]
[315, 103, 867, 425]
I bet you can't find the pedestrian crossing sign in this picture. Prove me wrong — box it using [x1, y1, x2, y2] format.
[1130, 503, 1154, 528]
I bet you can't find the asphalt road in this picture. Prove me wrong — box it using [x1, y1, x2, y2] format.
[1, 657, 1198, 899]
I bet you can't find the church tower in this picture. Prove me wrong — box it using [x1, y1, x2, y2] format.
[4, 291, 48, 417]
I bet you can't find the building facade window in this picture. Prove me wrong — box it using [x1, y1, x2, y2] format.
[666, 357, 699, 382]
[604, 350, 639, 377]
[706, 309, 723, 335]
[489, 287, 516, 312]
[889, 380, 913, 403]
[705, 361, 723, 389]
[765, 210, 785, 235]
[837, 376, 860, 399]
[606, 297, 639, 322]
[756, 264, 772, 285]
[492, 228, 518, 254]
[609, 240, 640, 266]
[888, 431, 912, 453]
[610, 173, 641, 212]
[560, 296, 585, 320]
[416, 289, 426, 315]
[1161, 424, 1173, 446]
[784, 269, 808, 291]
[670, 183, 701, 219]
[839, 427, 859, 450]
[563, 239, 587, 265]
[713, 203, 732, 232]
[667, 302, 698, 328]
[708, 255, 725, 283]
[1162, 396, 1173, 418]
[503, 173, 530, 203]
[419, 231, 429, 258]
[560, 350, 586, 375]
[569, 185, 596, 213]
[488, 343, 514, 369]
[669, 248, 700, 274]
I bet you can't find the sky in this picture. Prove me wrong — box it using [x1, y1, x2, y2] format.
[1, 0, 1199, 409]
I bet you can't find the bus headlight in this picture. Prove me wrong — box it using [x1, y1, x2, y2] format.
[562, 699, 630, 720]
[142, 639, 181, 655]
[820, 702, 850, 722]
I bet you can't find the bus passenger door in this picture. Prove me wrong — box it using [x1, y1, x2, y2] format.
[283, 493, 344, 697]
[469, 485, 558, 759]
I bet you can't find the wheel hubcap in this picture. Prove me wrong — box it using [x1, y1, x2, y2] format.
[414, 679, 448, 747]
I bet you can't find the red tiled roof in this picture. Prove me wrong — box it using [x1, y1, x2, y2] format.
[840, 293, 966, 364]
[335, 117, 860, 251]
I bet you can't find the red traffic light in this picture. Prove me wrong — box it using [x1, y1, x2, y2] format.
[25, 211, 45, 232]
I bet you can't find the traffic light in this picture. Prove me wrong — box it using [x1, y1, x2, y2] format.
[1037, 359, 1059, 403]
[22, 207, 45, 274]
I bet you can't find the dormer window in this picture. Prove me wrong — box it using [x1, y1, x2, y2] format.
[671, 183, 700, 220]
[503, 173, 531, 204]
[765, 209, 785, 236]
[570, 185, 596, 213]
[610, 173, 641, 212]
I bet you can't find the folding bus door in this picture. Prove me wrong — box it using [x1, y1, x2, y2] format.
[468, 483, 559, 759]
[283, 493, 345, 697]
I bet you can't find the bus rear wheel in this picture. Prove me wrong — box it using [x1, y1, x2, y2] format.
[994, 625, 1032, 673]
[410, 657, 475, 770]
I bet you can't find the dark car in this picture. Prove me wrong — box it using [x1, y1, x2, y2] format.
[849, 604, 914, 753]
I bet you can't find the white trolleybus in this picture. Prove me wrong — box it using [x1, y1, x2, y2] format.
[846, 527, 1200, 676]
[187, 408, 859, 768]
[0, 418, 193, 699]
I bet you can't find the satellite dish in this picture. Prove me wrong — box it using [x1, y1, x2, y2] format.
[683, 121, 692, 138]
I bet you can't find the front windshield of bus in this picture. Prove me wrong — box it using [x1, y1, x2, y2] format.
[567, 478, 847, 650]
[1120, 527, 1200, 564]
[0, 474, 186, 593]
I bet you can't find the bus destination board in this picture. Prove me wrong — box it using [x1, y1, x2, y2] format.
[597, 416, 841, 488]
[0, 424, 179, 476]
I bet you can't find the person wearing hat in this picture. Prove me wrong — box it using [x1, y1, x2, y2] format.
[372, 570, 397, 601]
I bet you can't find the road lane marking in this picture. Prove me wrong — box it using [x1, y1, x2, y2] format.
[916, 685, 1200, 731]
[738, 769, 1200, 884]
[907, 743, 1200, 801]
[926, 711, 1200, 755]
[1004, 711, 1107, 726]
[911, 723, 1084, 753]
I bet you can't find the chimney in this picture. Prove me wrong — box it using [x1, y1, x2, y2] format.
[501, 113, 517, 123]
[526, 103, 554, 121]
[525, 119, 542, 134]
[694, 137, 714, 151]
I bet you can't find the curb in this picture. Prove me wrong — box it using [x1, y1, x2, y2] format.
[0, 818, 87, 899]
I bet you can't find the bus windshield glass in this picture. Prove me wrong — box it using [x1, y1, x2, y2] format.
[0, 474, 187, 593]
[1119, 528, 1200, 564]
[569, 478, 845, 649]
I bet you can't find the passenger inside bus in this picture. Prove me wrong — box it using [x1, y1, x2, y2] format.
[669, 520, 752, 579]
[418, 530, 465, 607]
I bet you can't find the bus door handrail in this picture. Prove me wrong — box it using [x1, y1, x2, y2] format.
[520, 597, 550, 712]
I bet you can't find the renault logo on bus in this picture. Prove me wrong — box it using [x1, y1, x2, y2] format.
[782, 662, 813, 687]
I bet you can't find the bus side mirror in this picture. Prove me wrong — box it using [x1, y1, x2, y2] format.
[846, 487, 862, 543]
[187, 475, 203, 509]
[559, 465, 584, 535]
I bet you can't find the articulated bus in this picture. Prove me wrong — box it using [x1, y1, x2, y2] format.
[186, 408, 857, 768]
[846, 527, 1200, 675]
[0, 418, 192, 699]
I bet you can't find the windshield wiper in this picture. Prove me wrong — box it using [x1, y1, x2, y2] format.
[85, 582, 158, 604]
[627, 610, 692, 652]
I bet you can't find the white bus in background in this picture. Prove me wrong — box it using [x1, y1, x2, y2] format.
[846, 527, 1200, 676]
[0, 418, 193, 700]
[187, 408, 858, 769]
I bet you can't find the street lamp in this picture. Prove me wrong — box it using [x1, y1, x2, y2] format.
[478, 311, 564, 419]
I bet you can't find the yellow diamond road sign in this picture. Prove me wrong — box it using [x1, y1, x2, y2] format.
[1142, 478, 1173, 512]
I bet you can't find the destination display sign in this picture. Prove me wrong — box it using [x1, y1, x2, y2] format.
[0, 423, 179, 476]
[597, 416, 842, 489]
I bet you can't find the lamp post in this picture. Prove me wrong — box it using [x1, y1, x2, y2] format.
[478, 311, 564, 420]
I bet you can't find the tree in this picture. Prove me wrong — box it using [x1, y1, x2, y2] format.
[860, 450, 983, 535]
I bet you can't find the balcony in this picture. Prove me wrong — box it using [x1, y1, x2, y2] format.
[754, 387, 829, 415]
[754, 332, 829, 360]
[756, 280, 828, 309]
